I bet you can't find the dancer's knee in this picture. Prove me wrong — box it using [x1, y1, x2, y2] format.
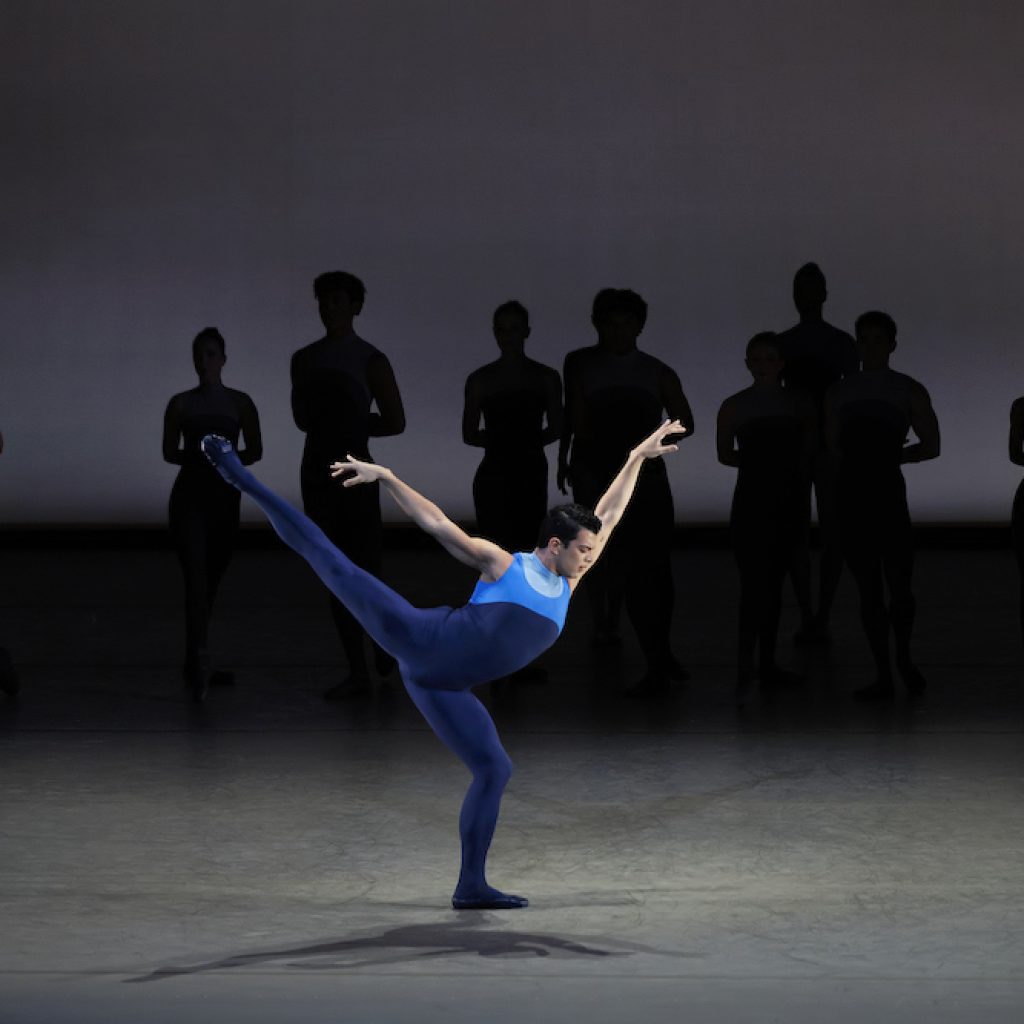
[474, 749, 513, 790]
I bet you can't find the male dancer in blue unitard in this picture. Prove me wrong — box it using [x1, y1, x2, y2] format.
[201, 419, 684, 909]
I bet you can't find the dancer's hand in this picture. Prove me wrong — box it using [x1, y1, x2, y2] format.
[633, 419, 686, 461]
[329, 455, 391, 487]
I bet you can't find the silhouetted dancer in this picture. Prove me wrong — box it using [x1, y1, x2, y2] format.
[559, 289, 693, 695]
[824, 311, 940, 701]
[717, 333, 814, 702]
[200, 419, 684, 909]
[162, 328, 262, 701]
[0, 429, 18, 697]
[463, 301, 563, 552]
[776, 263, 859, 643]
[1007, 397, 1024, 647]
[291, 271, 406, 699]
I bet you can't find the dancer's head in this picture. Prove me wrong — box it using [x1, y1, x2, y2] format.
[314, 271, 366, 333]
[591, 288, 647, 353]
[745, 331, 784, 385]
[793, 262, 827, 318]
[192, 327, 226, 383]
[854, 310, 897, 369]
[492, 300, 530, 355]
[536, 504, 603, 578]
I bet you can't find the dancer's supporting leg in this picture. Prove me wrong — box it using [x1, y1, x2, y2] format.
[201, 435, 420, 660]
[404, 680, 526, 909]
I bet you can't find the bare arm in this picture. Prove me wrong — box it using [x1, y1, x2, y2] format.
[330, 456, 512, 580]
[238, 395, 263, 466]
[716, 399, 740, 468]
[462, 373, 486, 447]
[367, 353, 406, 437]
[900, 383, 940, 464]
[162, 397, 185, 465]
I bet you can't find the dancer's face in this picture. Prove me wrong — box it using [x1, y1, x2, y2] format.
[193, 339, 226, 382]
[553, 529, 599, 578]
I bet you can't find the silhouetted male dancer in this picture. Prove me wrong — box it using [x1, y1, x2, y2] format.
[201, 419, 684, 908]
[559, 289, 693, 694]
[291, 272, 406, 699]
[163, 328, 262, 701]
[1006, 398, 1024, 647]
[463, 301, 562, 552]
[824, 311, 940, 701]
[717, 333, 814, 701]
[777, 263, 858, 643]
[0, 429, 18, 698]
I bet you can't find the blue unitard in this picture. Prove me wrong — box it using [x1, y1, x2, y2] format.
[201, 436, 569, 908]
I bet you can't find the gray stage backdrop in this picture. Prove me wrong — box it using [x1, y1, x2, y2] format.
[2, 1, 1022, 525]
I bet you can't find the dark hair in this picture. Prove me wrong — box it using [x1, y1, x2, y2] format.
[745, 331, 781, 358]
[313, 271, 366, 310]
[492, 300, 529, 331]
[536, 503, 602, 547]
[793, 262, 826, 292]
[855, 310, 897, 341]
[591, 287, 648, 329]
[192, 327, 225, 358]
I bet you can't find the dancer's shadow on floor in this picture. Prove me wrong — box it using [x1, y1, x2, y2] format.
[126, 917, 688, 981]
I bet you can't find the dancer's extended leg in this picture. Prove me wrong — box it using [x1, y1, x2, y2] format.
[201, 436, 421, 662]
[404, 679, 526, 910]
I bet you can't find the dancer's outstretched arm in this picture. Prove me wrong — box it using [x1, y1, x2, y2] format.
[580, 419, 683, 574]
[331, 458, 513, 581]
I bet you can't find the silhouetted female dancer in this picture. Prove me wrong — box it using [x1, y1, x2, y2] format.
[463, 301, 562, 553]
[1007, 397, 1024, 646]
[824, 312, 939, 701]
[163, 328, 262, 700]
[201, 419, 684, 909]
[717, 333, 814, 700]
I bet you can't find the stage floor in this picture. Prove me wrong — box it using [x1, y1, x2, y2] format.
[2, 546, 1023, 1022]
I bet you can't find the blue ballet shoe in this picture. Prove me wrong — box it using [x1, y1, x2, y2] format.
[200, 434, 247, 489]
[451, 892, 529, 910]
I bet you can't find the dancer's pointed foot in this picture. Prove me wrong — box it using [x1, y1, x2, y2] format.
[452, 885, 529, 910]
[200, 434, 248, 489]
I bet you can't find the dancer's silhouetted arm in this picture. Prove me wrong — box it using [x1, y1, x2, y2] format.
[367, 353, 406, 437]
[462, 372, 486, 447]
[716, 399, 740, 467]
[330, 457, 511, 579]
[660, 366, 695, 439]
[541, 367, 564, 446]
[900, 384, 940, 464]
[1010, 398, 1024, 466]
[162, 398, 186, 465]
[238, 395, 263, 466]
[557, 351, 583, 494]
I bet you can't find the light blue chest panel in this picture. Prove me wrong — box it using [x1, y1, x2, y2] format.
[468, 552, 570, 632]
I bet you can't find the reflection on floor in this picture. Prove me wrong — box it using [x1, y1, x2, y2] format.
[1, 546, 1023, 1022]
